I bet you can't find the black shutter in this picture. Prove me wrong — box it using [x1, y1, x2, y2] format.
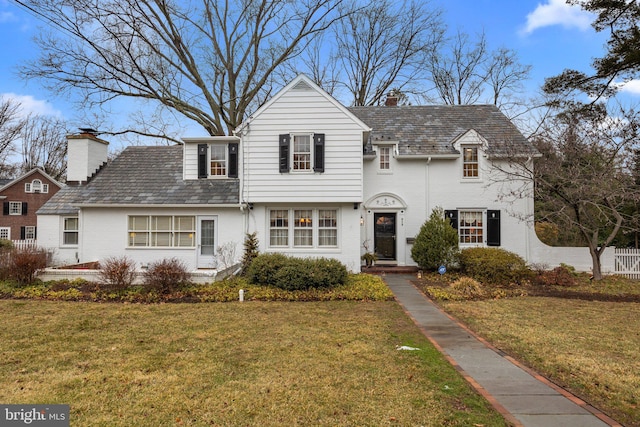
[34, 227, 37, 239]
[279, 134, 290, 173]
[2, 202, 8, 216]
[22, 203, 27, 215]
[20, 227, 25, 240]
[313, 133, 325, 172]
[228, 143, 239, 178]
[444, 210, 458, 230]
[197, 144, 208, 178]
[487, 210, 501, 246]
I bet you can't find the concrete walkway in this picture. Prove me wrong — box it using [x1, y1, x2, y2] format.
[384, 274, 622, 427]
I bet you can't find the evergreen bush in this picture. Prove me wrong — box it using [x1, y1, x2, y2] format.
[411, 207, 459, 270]
[458, 247, 530, 286]
[247, 253, 348, 290]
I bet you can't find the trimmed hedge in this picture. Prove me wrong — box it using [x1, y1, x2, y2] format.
[458, 247, 530, 286]
[247, 253, 348, 291]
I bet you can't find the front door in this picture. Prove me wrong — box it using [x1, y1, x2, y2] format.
[374, 213, 396, 260]
[197, 216, 216, 268]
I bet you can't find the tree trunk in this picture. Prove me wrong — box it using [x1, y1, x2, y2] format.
[589, 245, 603, 280]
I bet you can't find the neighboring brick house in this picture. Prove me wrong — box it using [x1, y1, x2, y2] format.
[0, 168, 63, 241]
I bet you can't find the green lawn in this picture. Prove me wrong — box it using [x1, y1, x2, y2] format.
[0, 300, 507, 426]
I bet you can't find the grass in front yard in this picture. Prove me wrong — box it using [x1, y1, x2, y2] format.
[0, 300, 507, 426]
[441, 297, 640, 427]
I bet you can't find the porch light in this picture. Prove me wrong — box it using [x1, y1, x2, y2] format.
[360, 216, 364, 226]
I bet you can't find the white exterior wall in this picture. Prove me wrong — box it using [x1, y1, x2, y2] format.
[247, 203, 361, 272]
[241, 84, 365, 203]
[40, 207, 245, 271]
[361, 132, 535, 266]
[37, 215, 80, 266]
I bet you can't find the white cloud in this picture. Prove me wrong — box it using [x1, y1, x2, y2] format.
[617, 80, 640, 96]
[521, 0, 594, 35]
[0, 93, 63, 118]
[0, 11, 16, 23]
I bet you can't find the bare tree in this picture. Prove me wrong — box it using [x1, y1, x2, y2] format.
[332, 0, 444, 106]
[18, 115, 69, 181]
[15, 0, 348, 138]
[0, 97, 25, 176]
[492, 104, 640, 280]
[424, 30, 531, 109]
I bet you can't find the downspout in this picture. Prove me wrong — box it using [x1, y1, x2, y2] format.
[425, 157, 432, 215]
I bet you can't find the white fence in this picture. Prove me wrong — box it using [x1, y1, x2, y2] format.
[11, 240, 38, 250]
[614, 248, 640, 279]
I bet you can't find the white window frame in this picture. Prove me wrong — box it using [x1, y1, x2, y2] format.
[209, 144, 227, 177]
[62, 217, 79, 246]
[9, 202, 22, 215]
[268, 208, 339, 249]
[0, 227, 10, 240]
[458, 210, 484, 245]
[379, 146, 391, 171]
[292, 134, 313, 172]
[127, 215, 196, 248]
[25, 180, 49, 193]
[24, 226, 36, 240]
[462, 145, 480, 179]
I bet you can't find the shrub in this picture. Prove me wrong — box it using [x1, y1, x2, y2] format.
[532, 265, 577, 287]
[240, 232, 260, 275]
[0, 239, 14, 250]
[247, 253, 348, 291]
[143, 258, 191, 294]
[3, 247, 48, 286]
[458, 247, 530, 286]
[246, 253, 290, 286]
[411, 207, 459, 270]
[449, 277, 484, 299]
[98, 256, 137, 290]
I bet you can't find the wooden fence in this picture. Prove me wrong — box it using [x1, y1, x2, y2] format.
[614, 248, 640, 279]
[11, 240, 38, 250]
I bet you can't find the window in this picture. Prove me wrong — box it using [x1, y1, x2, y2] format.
[24, 226, 36, 240]
[458, 211, 483, 244]
[279, 133, 324, 173]
[294, 209, 313, 246]
[9, 202, 22, 215]
[269, 210, 289, 246]
[197, 143, 238, 179]
[63, 217, 79, 245]
[462, 146, 479, 178]
[210, 145, 227, 176]
[128, 215, 195, 247]
[25, 180, 49, 193]
[293, 135, 312, 171]
[318, 210, 338, 246]
[0, 227, 9, 240]
[269, 209, 338, 248]
[379, 146, 391, 170]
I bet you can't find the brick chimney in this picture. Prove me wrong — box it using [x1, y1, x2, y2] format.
[66, 128, 109, 185]
[385, 91, 398, 107]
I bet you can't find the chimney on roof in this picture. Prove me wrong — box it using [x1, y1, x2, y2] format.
[385, 91, 398, 107]
[66, 128, 109, 185]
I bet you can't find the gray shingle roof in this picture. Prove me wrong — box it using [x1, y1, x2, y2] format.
[38, 145, 239, 215]
[348, 104, 537, 157]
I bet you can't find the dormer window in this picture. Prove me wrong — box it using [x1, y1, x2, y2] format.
[462, 146, 479, 178]
[25, 179, 49, 193]
[197, 142, 238, 179]
[379, 146, 391, 170]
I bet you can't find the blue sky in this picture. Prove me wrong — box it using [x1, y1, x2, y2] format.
[0, 0, 636, 130]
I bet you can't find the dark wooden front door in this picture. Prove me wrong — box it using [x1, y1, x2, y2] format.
[374, 213, 396, 260]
